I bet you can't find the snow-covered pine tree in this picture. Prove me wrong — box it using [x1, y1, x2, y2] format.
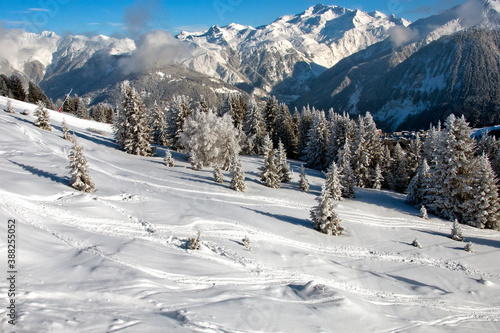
[67, 135, 95, 193]
[451, 219, 464, 241]
[150, 101, 169, 146]
[5, 100, 14, 113]
[325, 162, 343, 201]
[461, 154, 500, 229]
[164, 149, 175, 167]
[230, 155, 246, 192]
[167, 95, 193, 150]
[62, 118, 71, 141]
[214, 165, 224, 184]
[372, 164, 383, 190]
[179, 110, 240, 171]
[75, 97, 89, 119]
[387, 143, 409, 193]
[259, 146, 281, 189]
[411, 237, 422, 249]
[406, 159, 430, 207]
[114, 82, 153, 156]
[304, 109, 329, 170]
[34, 101, 51, 131]
[407, 134, 422, 178]
[310, 181, 344, 235]
[277, 140, 292, 183]
[299, 164, 310, 191]
[352, 130, 370, 188]
[327, 112, 354, 166]
[420, 205, 428, 219]
[464, 242, 474, 252]
[297, 105, 313, 158]
[263, 96, 280, 147]
[244, 101, 267, 155]
[337, 138, 355, 198]
[276, 103, 298, 158]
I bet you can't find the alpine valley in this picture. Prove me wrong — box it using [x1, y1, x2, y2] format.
[3, 0, 500, 130]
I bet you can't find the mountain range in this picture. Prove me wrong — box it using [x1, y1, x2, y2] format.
[2, 1, 500, 130]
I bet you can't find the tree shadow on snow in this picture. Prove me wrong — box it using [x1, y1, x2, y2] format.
[243, 207, 311, 229]
[417, 229, 500, 249]
[9, 160, 69, 185]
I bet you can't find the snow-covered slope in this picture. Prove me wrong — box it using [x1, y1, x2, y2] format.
[1, 97, 499, 331]
[178, 4, 409, 99]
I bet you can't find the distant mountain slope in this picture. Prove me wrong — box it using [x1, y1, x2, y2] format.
[295, 0, 500, 131]
[178, 4, 409, 101]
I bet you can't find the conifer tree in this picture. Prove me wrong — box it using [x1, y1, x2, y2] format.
[337, 138, 355, 198]
[230, 155, 246, 192]
[406, 159, 430, 206]
[297, 105, 313, 157]
[8, 75, 26, 101]
[372, 164, 384, 190]
[263, 96, 280, 147]
[464, 242, 474, 252]
[27, 81, 53, 108]
[214, 165, 224, 184]
[304, 109, 329, 170]
[388, 143, 409, 193]
[4, 100, 14, 113]
[244, 101, 267, 155]
[299, 164, 310, 191]
[411, 237, 422, 249]
[277, 140, 292, 183]
[325, 162, 343, 201]
[327, 112, 354, 166]
[75, 97, 89, 119]
[34, 101, 51, 131]
[259, 142, 281, 189]
[461, 154, 500, 229]
[114, 83, 153, 156]
[91, 104, 105, 123]
[67, 135, 95, 193]
[276, 103, 298, 158]
[150, 101, 169, 146]
[420, 205, 428, 219]
[310, 180, 344, 235]
[164, 149, 175, 167]
[167, 95, 193, 149]
[451, 219, 464, 241]
[62, 118, 71, 141]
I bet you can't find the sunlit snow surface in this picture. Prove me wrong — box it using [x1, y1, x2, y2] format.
[0, 97, 499, 332]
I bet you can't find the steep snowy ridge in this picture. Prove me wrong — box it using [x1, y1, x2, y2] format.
[178, 4, 410, 99]
[296, 0, 500, 131]
[1, 97, 500, 331]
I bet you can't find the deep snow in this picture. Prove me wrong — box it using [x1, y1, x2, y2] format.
[0, 97, 499, 332]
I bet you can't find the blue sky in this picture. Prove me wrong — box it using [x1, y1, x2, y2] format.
[1, 0, 465, 37]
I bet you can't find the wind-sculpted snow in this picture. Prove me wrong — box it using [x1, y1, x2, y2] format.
[0, 97, 499, 331]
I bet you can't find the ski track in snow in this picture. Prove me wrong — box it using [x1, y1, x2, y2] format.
[1, 110, 500, 330]
[2, 188, 500, 323]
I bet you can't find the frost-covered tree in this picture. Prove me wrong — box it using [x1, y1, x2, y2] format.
[277, 140, 292, 183]
[420, 205, 428, 219]
[310, 181, 344, 236]
[75, 97, 89, 119]
[34, 101, 51, 131]
[62, 118, 71, 141]
[114, 82, 153, 156]
[387, 143, 409, 193]
[8, 75, 26, 101]
[297, 105, 313, 157]
[259, 143, 281, 189]
[327, 112, 354, 166]
[276, 103, 298, 158]
[164, 149, 175, 167]
[337, 138, 355, 198]
[372, 164, 383, 190]
[461, 154, 500, 229]
[230, 155, 246, 192]
[244, 101, 267, 155]
[407, 134, 422, 178]
[304, 109, 329, 170]
[214, 165, 224, 184]
[325, 162, 343, 201]
[464, 242, 474, 252]
[263, 95, 280, 147]
[299, 164, 310, 191]
[451, 219, 464, 241]
[406, 159, 430, 207]
[150, 101, 169, 146]
[67, 135, 95, 193]
[167, 95, 193, 149]
[180, 110, 240, 171]
[4, 100, 14, 113]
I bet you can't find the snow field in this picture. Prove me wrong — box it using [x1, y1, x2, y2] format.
[0, 97, 499, 332]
